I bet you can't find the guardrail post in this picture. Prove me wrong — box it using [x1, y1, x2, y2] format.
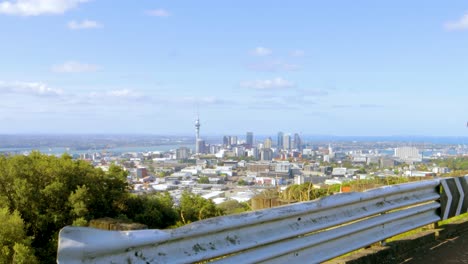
[380, 212, 387, 246]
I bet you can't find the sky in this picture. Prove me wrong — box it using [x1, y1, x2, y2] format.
[0, 0, 467, 136]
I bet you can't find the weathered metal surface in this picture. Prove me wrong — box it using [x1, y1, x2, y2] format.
[58, 179, 442, 264]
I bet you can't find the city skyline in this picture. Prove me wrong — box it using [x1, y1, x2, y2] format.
[1, 1, 468, 136]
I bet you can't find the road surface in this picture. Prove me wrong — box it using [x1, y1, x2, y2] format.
[403, 233, 468, 263]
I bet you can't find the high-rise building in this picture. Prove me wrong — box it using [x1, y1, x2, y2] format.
[277, 132, 284, 149]
[293, 133, 302, 150]
[223, 136, 229, 147]
[395, 147, 421, 162]
[234, 146, 245, 157]
[196, 139, 206, 154]
[246, 132, 253, 148]
[176, 147, 190, 160]
[328, 144, 334, 159]
[283, 134, 291, 150]
[230, 136, 238, 146]
[264, 137, 273, 148]
[210, 145, 220, 154]
[248, 147, 259, 160]
[260, 148, 273, 161]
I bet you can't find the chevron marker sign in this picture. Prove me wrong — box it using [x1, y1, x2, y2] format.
[440, 176, 468, 220]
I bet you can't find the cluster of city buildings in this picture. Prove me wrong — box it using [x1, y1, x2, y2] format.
[72, 117, 463, 205]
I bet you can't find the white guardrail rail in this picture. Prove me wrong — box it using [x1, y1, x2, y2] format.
[57, 176, 468, 264]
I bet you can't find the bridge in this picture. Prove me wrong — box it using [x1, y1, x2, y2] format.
[57, 176, 468, 263]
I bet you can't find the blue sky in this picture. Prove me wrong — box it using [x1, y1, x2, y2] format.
[0, 0, 467, 136]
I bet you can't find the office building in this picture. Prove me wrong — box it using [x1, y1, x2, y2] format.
[196, 139, 206, 154]
[260, 148, 273, 161]
[176, 147, 190, 160]
[223, 136, 229, 147]
[283, 134, 291, 150]
[395, 147, 421, 162]
[264, 137, 273, 148]
[277, 132, 284, 149]
[293, 133, 302, 150]
[230, 136, 238, 146]
[246, 132, 253, 148]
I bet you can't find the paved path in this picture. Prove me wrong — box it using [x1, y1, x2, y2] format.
[403, 233, 468, 264]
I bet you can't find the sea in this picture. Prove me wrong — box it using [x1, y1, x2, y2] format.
[0, 144, 196, 156]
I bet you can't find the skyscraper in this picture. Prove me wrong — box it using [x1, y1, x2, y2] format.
[230, 136, 238, 146]
[176, 147, 190, 160]
[246, 132, 253, 148]
[283, 134, 291, 150]
[264, 137, 273, 148]
[260, 148, 273, 161]
[277, 132, 284, 149]
[196, 139, 206, 154]
[294, 133, 302, 150]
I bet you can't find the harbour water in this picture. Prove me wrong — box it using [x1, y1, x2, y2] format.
[0, 144, 196, 155]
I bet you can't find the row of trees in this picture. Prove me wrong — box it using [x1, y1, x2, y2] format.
[257, 176, 414, 203]
[0, 152, 248, 263]
[433, 156, 468, 171]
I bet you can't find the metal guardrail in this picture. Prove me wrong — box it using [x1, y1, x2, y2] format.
[57, 177, 468, 263]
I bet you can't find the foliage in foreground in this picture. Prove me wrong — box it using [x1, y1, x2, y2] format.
[0, 152, 128, 263]
[0, 152, 236, 263]
[257, 177, 415, 203]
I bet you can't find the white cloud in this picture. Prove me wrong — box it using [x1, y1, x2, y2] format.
[107, 89, 142, 98]
[0, 81, 63, 96]
[175, 96, 230, 105]
[146, 8, 171, 17]
[251, 46, 272, 56]
[68, 19, 102, 30]
[240, 77, 295, 90]
[248, 60, 300, 72]
[290, 49, 305, 57]
[52, 61, 100, 73]
[87, 89, 144, 100]
[0, 0, 89, 16]
[444, 13, 468, 31]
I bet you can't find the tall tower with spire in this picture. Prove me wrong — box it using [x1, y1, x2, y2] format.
[195, 116, 201, 154]
[195, 116, 200, 140]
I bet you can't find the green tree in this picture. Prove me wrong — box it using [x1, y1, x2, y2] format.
[0, 152, 129, 263]
[198, 176, 210, 184]
[0, 207, 38, 264]
[237, 179, 247, 186]
[217, 200, 250, 215]
[120, 193, 178, 229]
[177, 191, 224, 225]
[356, 168, 367, 174]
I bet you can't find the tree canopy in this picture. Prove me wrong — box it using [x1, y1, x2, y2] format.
[0, 207, 38, 264]
[0, 152, 128, 263]
[177, 191, 224, 225]
[0, 152, 244, 262]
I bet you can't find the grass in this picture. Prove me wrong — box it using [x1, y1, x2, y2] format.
[386, 212, 468, 242]
[438, 212, 468, 226]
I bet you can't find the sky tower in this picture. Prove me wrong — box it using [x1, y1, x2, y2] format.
[195, 116, 200, 140]
[195, 116, 201, 154]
